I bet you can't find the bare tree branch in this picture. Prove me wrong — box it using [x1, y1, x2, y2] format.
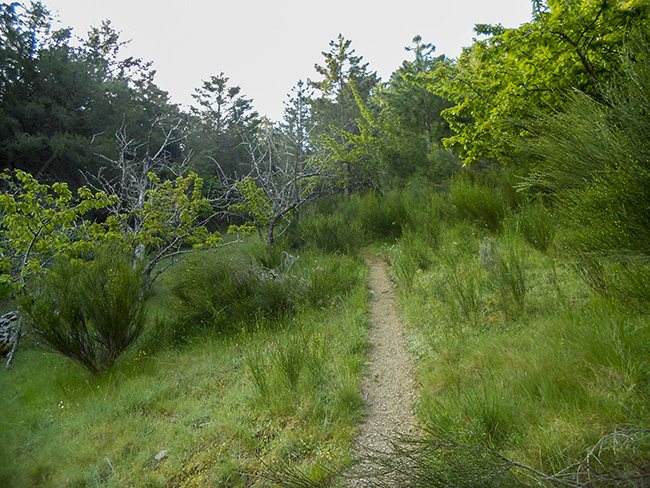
[214, 120, 337, 245]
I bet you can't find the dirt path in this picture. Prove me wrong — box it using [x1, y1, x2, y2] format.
[345, 255, 418, 486]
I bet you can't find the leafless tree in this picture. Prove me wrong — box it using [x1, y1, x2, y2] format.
[85, 117, 220, 285]
[91, 116, 189, 217]
[216, 118, 337, 246]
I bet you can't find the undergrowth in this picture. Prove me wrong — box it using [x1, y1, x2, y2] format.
[381, 169, 650, 488]
[2, 163, 649, 487]
[0, 245, 370, 488]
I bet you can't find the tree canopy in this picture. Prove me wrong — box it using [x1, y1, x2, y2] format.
[0, 2, 181, 188]
[3, 0, 649, 267]
[419, 0, 650, 164]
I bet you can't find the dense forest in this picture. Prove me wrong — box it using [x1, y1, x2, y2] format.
[1, 0, 650, 486]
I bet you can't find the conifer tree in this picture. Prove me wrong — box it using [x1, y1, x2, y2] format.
[308, 34, 379, 136]
[188, 72, 260, 184]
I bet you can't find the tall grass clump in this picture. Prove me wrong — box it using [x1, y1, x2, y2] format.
[294, 211, 363, 253]
[423, 144, 463, 183]
[21, 247, 148, 374]
[449, 173, 507, 233]
[167, 249, 363, 346]
[612, 257, 650, 309]
[381, 306, 650, 488]
[391, 230, 434, 290]
[167, 255, 297, 342]
[297, 252, 364, 308]
[245, 239, 297, 271]
[572, 253, 650, 310]
[516, 201, 555, 253]
[404, 187, 448, 249]
[353, 189, 410, 240]
[292, 189, 414, 253]
[438, 258, 484, 326]
[251, 332, 314, 393]
[571, 254, 612, 299]
[479, 239, 527, 313]
[390, 222, 650, 488]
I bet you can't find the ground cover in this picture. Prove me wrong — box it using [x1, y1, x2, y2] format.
[0, 245, 371, 487]
[379, 178, 650, 486]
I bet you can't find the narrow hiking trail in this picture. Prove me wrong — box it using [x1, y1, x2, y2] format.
[345, 255, 418, 486]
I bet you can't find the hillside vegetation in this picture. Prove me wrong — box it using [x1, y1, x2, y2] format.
[1, 1, 650, 487]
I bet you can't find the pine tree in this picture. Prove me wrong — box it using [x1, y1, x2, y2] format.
[188, 72, 260, 183]
[308, 34, 378, 136]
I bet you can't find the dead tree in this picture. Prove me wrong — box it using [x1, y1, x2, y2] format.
[86, 117, 220, 285]
[215, 119, 336, 246]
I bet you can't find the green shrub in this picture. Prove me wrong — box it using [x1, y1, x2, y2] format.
[424, 144, 463, 183]
[391, 251, 418, 291]
[516, 202, 555, 253]
[343, 424, 650, 488]
[22, 248, 148, 374]
[295, 211, 363, 254]
[246, 347, 271, 397]
[571, 254, 611, 298]
[168, 258, 297, 341]
[449, 175, 506, 233]
[167, 251, 363, 344]
[293, 190, 413, 253]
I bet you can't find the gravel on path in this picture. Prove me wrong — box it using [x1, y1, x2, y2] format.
[345, 255, 418, 487]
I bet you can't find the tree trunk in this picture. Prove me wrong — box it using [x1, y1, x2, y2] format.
[266, 221, 276, 247]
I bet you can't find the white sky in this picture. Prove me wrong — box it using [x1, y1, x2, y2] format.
[41, 0, 533, 121]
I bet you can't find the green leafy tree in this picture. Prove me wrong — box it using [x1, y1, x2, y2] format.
[0, 165, 219, 369]
[0, 170, 116, 296]
[317, 82, 386, 190]
[522, 31, 650, 257]
[0, 164, 220, 297]
[380, 36, 452, 151]
[308, 34, 379, 189]
[90, 122, 222, 285]
[126, 171, 221, 283]
[421, 0, 650, 164]
[319, 37, 456, 189]
[372, 36, 456, 181]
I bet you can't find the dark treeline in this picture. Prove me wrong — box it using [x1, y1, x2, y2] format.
[3, 0, 650, 285]
[0, 2, 451, 195]
[2, 1, 650, 486]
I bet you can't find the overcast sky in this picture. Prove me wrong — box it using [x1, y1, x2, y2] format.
[41, 0, 533, 121]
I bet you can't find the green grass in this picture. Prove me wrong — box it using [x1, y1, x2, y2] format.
[388, 195, 650, 486]
[0, 245, 370, 488]
[284, 178, 650, 487]
[4, 177, 650, 488]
